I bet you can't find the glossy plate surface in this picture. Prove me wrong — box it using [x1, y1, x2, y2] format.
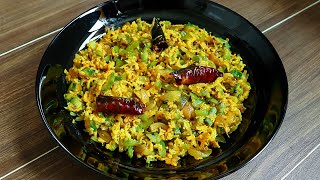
[35, 0, 288, 179]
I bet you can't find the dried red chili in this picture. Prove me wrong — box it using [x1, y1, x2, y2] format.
[171, 66, 223, 85]
[151, 18, 168, 52]
[96, 95, 145, 115]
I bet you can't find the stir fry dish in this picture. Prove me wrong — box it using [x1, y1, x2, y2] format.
[64, 18, 251, 166]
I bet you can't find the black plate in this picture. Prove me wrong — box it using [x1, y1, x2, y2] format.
[35, 0, 288, 179]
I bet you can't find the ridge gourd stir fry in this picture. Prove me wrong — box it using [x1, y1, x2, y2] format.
[64, 18, 251, 166]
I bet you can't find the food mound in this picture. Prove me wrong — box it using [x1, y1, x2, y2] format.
[64, 18, 251, 166]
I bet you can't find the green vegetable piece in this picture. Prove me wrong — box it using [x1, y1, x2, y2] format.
[200, 33, 206, 42]
[180, 31, 186, 37]
[208, 97, 219, 104]
[139, 114, 153, 129]
[135, 124, 143, 131]
[126, 50, 137, 58]
[104, 55, 111, 62]
[205, 118, 213, 126]
[193, 55, 202, 63]
[209, 107, 217, 116]
[64, 94, 74, 101]
[108, 142, 117, 151]
[218, 102, 226, 115]
[190, 93, 205, 108]
[196, 55, 208, 64]
[137, 18, 143, 30]
[119, 74, 127, 81]
[154, 80, 162, 90]
[180, 94, 189, 107]
[148, 61, 157, 69]
[218, 66, 224, 73]
[181, 31, 192, 40]
[95, 50, 103, 57]
[70, 112, 76, 116]
[89, 121, 97, 131]
[223, 49, 231, 60]
[195, 109, 209, 116]
[207, 60, 217, 69]
[82, 68, 94, 76]
[124, 139, 140, 146]
[146, 133, 158, 143]
[159, 141, 166, 157]
[88, 41, 97, 49]
[217, 37, 230, 48]
[141, 49, 149, 63]
[200, 90, 209, 97]
[127, 146, 134, 158]
[174, 126, 181, 135]
[137, 22, 142, 31]
[101, 72, 115, 91]
[217, 37, 232, 60]
[176, 51, 183, 59]
[181, 46, 188, 52]
[235, 83, 243, 96]
[174, 114, 182, 121]
[75, 117, 82, 121]
[74, 53, 82, 60]
[181, 143, 189, 149]
[98, 112, 105, 118]
[161, 103, 169, 109]
[161, 91, 181, 102]
[68, 82, 76, 92]
[185, 22, 197, 27]
[145, 42, 152, 49]
[127, 40, 139, 51]
[225, 41, 231, 50]
[115, 57, 126, 70]
[125, 34, 132, 44]
[70, 97, 82, 109]
[91, 136, 98, 142]
[138, 76, 147, 82]
[230, 70, 243, 78]
[115, 75, 123, 81]
[112, 46, 119, 54]
[216, 135, 226, 143]
[119, 48, 127, 56]
[104, 116, 113, 126]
